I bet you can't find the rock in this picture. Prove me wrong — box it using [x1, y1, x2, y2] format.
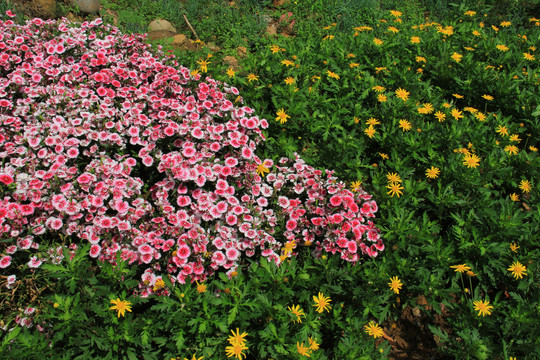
[206, 42, 220, 52]
[223, 55, 239, 69]
[146, 30, 176, 41]
[236, 46, 247, 58]
[266, 24, 278, 36]
[9, 0, 56, 19]
[261, 15, 272, 24]
[148, 19, 177, 34]
[104, 9, 118, 26]
[172, 33, 188, 46]
[278, 11, 295, 35]
[416, 295, 428, 306]
[66, 11, 83, 23]
[70, 0, 100, 13]
[172, 38, 198, 52]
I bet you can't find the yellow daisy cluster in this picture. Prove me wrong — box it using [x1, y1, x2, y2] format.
[363, 117, 381, 139]
[280, 239, 297, 261]
[225, 329, 248, 359]
[386, 172, 404, 197]
[296, 337, 320, 357]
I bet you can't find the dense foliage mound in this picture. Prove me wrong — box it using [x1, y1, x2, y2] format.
[0, 15, 382, 304]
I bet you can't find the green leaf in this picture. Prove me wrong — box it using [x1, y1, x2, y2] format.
[175, 331, 185, 351]
[227, 306, 237, 325]
[126, 350, 138, 360]
[1, 325, 21, 347]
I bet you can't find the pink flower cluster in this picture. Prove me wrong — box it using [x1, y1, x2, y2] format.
[0, 14, 383, 297]
[261, 157, 384, 262]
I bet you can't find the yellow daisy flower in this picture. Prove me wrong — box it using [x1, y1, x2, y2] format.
[508, 261, 527, 279]
[388, 276, 403, 294]
[399, 119, 412, 131]
[473, 300, 493, 316]
[287, 304, 305, 323]
[312, 292, 332, 313]
[395, 88, 410, 101]
[110, 298, 132, 318]
[451, 52, 463, 63]
[386, 172, 402, 183]
[450, 264, 471, 273]
[364, 321, 384, 338]
[386, 182, 404, 197]
[426, 166, 441, 179]
[275, 108, 290, 124]
[462, 153, 480, 168]
[519, 180, 532, 193]
[364, 125, 377, 138]
[246, 73, 259, 82]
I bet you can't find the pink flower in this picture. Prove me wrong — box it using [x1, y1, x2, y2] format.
[6, 10, 16, 17]
[329, 195, 342, 207]
[368, 245, 379, 258]
[182, 147, 196, 157]
[286, 219, 297, 231]
[225, 157, 238, 167]
[142, 156, 153, 166]
[212, 251, 226, 265]
[141, 271, 156, 285]
[213, 238, 225, 249]
[138, 244, 153, 254]
[115, 200, 129, 214]
[21, 204, 34, 215]
[278, 196, 290, 208]
[17, 237, 32, 250]
[374, 240, 384, 251]
[97, 87, 107, 96]
[257, 197, 268, 207]
[141, 253, 153, 264]
[6, 275, 16, 288]
[100, 217, 112, 228]
[0, 174, 13, 185]
[177, 245, 191, 259]
[28, 256, 43, 268]
[226, 248, 239, 261]
[0, 256, 12, 268]
[24, 307, 36, 316]
[367, 230, 379, 242]
[226, 215, 238, 226]
[337, 238, 348, 248]
[32, 73, 42, 83]
[89, 244, 101, 258]
[261, 249, 275, 257]
[46, 217, 63, 230]
[76, 173, 93, 184]
[241, 147, 253, 159]
[220, 166, 232, 176]
[66, 147, 79, 158]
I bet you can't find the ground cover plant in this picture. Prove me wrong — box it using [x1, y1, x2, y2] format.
[0, 0, 539, 359]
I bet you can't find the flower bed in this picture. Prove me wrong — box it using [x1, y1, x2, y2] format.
[0, 13, 382, 308]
